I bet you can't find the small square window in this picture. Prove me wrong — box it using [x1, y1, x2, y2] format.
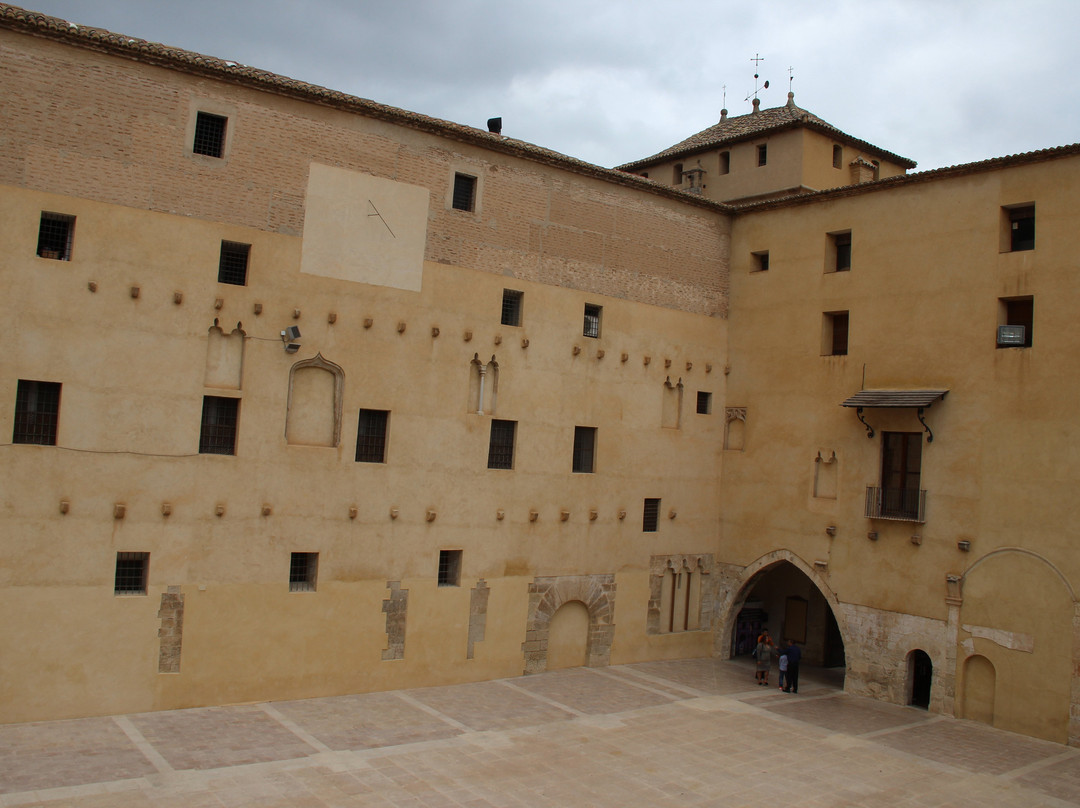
[289, 552, 318, 592]
[643, 498, 661, 532]
[501, 289, 523, 327]
[438, 549, 462, 587]
[199, 396, 239, 455]
[114, 552, 149, 595]
[757, 144, 768, 167]
[752, 251, 769, 272]
[832, 145, 843, 169]
[697, 392, 712, 414]
[13, 380, 61, 445]
[1006, 205, 1035, 252]
[218, 241, 250, 286]
[37, 212, 75, 260]
[193, 112, 227, 158]
[452, 173, 477, 212]
[828, 231, 852, 272]
[487, 419, 516, 469]
[355, 409, 389, 462]
[572, 426, 597, 473]
[823, 311, 849, 356]
[583, 304, 602, 338]
[719, 151, 730, 175]
[998, 296, 1033, 348]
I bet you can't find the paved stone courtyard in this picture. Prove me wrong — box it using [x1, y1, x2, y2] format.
[2, 658, 1079, 807]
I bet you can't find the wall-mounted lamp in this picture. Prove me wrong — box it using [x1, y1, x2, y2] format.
[281, 325, 301, 353]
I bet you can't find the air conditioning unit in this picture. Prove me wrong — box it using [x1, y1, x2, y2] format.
[997, 324, 1026, 346]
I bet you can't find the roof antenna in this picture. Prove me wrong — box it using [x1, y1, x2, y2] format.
[720, 84, 728, 120]
[744, 53, 769, 111]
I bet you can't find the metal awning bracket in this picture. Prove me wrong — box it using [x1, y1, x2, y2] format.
[916, 406, 934, 443]
[856, 406, 875, 439]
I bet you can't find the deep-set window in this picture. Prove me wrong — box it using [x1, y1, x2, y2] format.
[37, 212, 75, 260]
[193, 112, 227, 158]
[438, 549, 462, 587]
[218, 241, 250, 286]
[289, 552, 319, 592]
[13, 380, 61, 445]
[199, 396, 239, 455]
[1007, 205, 1035, 252]
[501, 289, 523, 327]
[487, 419, 516, 469]
[452, 173, 477, 212]
[823, 311, 849, 356]
[355, 409, 389, 462]
[583, 304, 602, 338]
[643, 498, 661, 532]
[572, 426, 597, 473]
[114, 552, 150, 595]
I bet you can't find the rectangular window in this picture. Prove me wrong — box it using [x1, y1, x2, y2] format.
[487, 419, 516, 469]
[217, 241, 250, 286]
[355, 409, 390, 462]
[828, 231, 852, 272]
[114, 552, 150, 595]
[572, 426, 597, 473]
[13, 380, 61, 445]
[757, 144, 768, 167]
[438, 549, 462, 587]
[998, 296, 1033, 348]
[1006, 205, 1035, 252]
[452, 173, 477, 211]
[583, 303, 602, 338]
[501, 289, 523, 327]
[199, 395, 239, 455]
[696, 391, 712, 414]
[832, 144, 843, 169]
[880, 432, 922, 520]
[672, 163, 683, 184]
[289, 552, 318, 592]
[822, 311, 849, 356]
[752, 250, 769, 272]
[37, 212, 75, 260]
[193, 112, 227, 158]
[719, 150, 730, 175]
[643, 498, 661, 532]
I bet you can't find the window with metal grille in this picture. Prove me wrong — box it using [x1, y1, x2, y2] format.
[823, 311, 849, 356]
[114, 552, 149, 595]
[501, 289, 523, 326]
[697, 392, 712, 414]
[1008, 205, 1035, 252]
[355, 408, 389, 462]
[757, 144, 768, 166]
[572, 426, 596, 473]
[583, 303, 602, 338]
[199, 396, 239, 455]
[487, 419, 516, 469]
[438, 549, 463, 587]
[13, 379, 61, 445]
[643, 498, 661, 532]
[218, 241, 250, 285]
[193, 112, 227, 157]
[452, 173, 476, 211]
[289, 552, 318, 592]
[37, 212, 75, 260]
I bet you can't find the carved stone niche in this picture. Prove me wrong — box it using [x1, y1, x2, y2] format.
[285, 353, 344, 447]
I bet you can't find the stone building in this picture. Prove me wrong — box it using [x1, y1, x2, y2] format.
[2, 4, 1079, 745]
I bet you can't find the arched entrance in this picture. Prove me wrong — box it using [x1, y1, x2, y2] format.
[908, 649, 932, 709]
[721, 552, 846, 682]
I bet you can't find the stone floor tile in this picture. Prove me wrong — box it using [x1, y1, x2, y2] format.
[755, 691, 933, 735]
[403, 680, 576, 731]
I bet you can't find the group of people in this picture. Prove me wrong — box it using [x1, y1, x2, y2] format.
[753, 630, 801, 692]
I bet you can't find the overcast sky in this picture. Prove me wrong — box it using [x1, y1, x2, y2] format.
[22, 0, 1080, 172]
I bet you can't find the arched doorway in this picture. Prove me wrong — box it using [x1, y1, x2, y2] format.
[547, 601, 589, 670]
[962, 654, 996, 725]
[908, 649, 932, 709]
[723, 555, 846, 682]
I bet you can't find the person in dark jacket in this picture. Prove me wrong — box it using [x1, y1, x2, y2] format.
[782, 639, 802, 693]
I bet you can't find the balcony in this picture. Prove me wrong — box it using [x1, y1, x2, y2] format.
[864, 486, 926, 523]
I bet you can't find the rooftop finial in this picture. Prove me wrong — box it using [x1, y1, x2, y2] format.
[720, 84, 728, 120]
[787, 66, 795, 107]
[745, 53, 769, 108]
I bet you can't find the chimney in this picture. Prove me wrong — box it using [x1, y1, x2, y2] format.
[849, 156, 876, 184]
[487, 117, 502, 135]
[752, 98, 760, 114]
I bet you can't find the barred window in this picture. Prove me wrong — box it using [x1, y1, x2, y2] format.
[452, 173, 476, 212]
[199, 396, 239, 455]
[193, 112, 227, 157]
[114, 552, 149, 595]
[438, 549, 462, 587]
[355, 409, 389, 463]
[643, 498, 661, 532]
[13, 380, 61, 445]
[583, 304, 602, 338]
[218, 241, 250, 285]
[487, 419, 516, 469]
[289, 552, 318, 592]
[37, 212, 75, 260]
[572, 426, 596, 473]
[501, 289, 523, 327]
[696, 392, 712, 415]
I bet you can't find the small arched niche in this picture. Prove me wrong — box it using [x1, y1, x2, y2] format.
[286, 354, 344, 447]
[468, 354, 499, 415]
[204, 323, 245, 389]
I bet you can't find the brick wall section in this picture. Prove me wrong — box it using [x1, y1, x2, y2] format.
[0, 29, 729, 317]
[381, 581, 408, 661]
[467, 578, 489, 660]
[157, 587, 184, 674]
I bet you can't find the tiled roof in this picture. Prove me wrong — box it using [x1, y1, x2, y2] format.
[618, 95, 916, 171]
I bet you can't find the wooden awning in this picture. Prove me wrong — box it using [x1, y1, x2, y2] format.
[841, 390, 948, 408]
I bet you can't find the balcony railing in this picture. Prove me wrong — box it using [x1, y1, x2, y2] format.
[864, 486, 926, 523]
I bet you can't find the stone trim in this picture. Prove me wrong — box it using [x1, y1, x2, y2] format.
[381, 581, 408, 661]
[522, 574, 615, 674]
[157, 586, 184, 674]
[646, 554, 718, 635]
[467, 578, 489, 660]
